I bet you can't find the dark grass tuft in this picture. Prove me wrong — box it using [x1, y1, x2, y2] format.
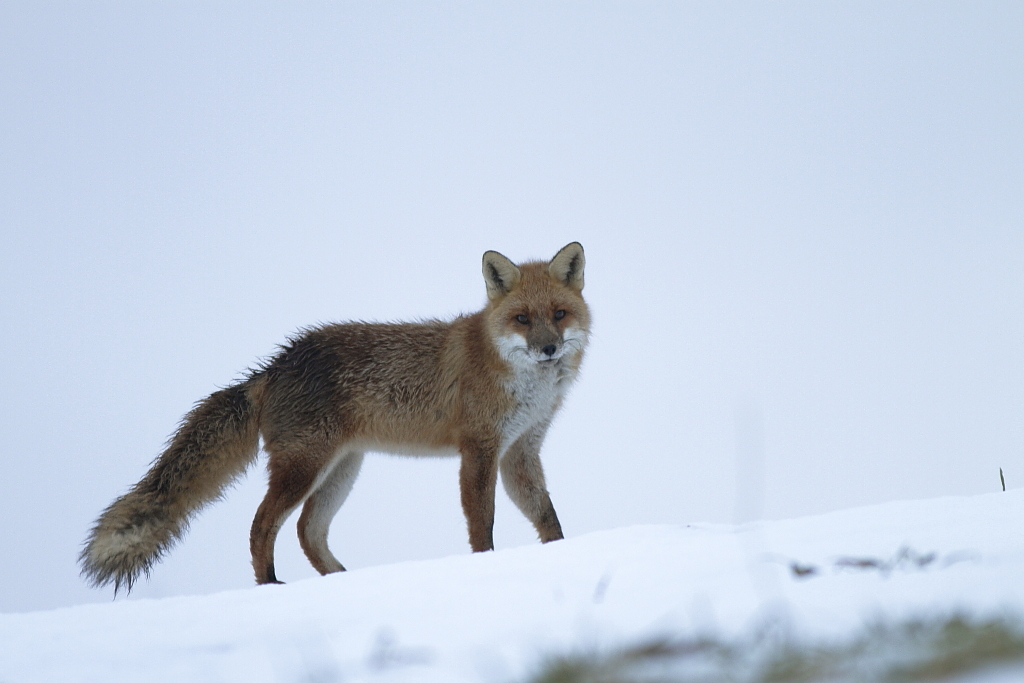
[525, 612, 1024, 683]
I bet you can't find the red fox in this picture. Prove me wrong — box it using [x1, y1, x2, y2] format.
[81, 242, 589, 592]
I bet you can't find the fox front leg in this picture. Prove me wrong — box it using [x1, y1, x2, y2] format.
[458, 438, 501, 552]
[499, 425, 563, 543]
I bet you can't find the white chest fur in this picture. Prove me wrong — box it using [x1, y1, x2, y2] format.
[498, 357, 575, 455]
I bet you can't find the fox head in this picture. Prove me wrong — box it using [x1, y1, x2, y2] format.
[482, 242, 590, 370]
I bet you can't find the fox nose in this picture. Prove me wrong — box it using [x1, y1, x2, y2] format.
[541, 344, 557, 357]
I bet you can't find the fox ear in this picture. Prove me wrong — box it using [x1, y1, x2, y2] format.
[548, 242, 585, 292]
[482, 250, 522, 301]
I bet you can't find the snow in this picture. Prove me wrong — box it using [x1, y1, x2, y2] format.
[3, 490, 1023, 682]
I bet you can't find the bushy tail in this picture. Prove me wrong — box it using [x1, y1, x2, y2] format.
[80, 378, 263, 593]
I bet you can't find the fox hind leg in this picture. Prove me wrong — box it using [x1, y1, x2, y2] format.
[297, 450, 364, 575]
[250, 444, 341, 584]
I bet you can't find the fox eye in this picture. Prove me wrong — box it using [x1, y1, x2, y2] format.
[515, 314, 529, 325]
[554, 310, 566, 320]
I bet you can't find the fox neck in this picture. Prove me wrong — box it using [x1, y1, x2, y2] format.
[492, 332, 583, 455]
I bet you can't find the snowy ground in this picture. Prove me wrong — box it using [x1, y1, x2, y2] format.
[3, 490, 1022, 682]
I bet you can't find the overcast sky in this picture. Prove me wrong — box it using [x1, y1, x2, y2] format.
[2, 2, 1021, 613]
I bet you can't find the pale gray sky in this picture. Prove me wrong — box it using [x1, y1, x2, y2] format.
[2, 2, 1021, 613]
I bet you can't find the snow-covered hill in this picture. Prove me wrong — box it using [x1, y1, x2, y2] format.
[3, 491, 1023, 682]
